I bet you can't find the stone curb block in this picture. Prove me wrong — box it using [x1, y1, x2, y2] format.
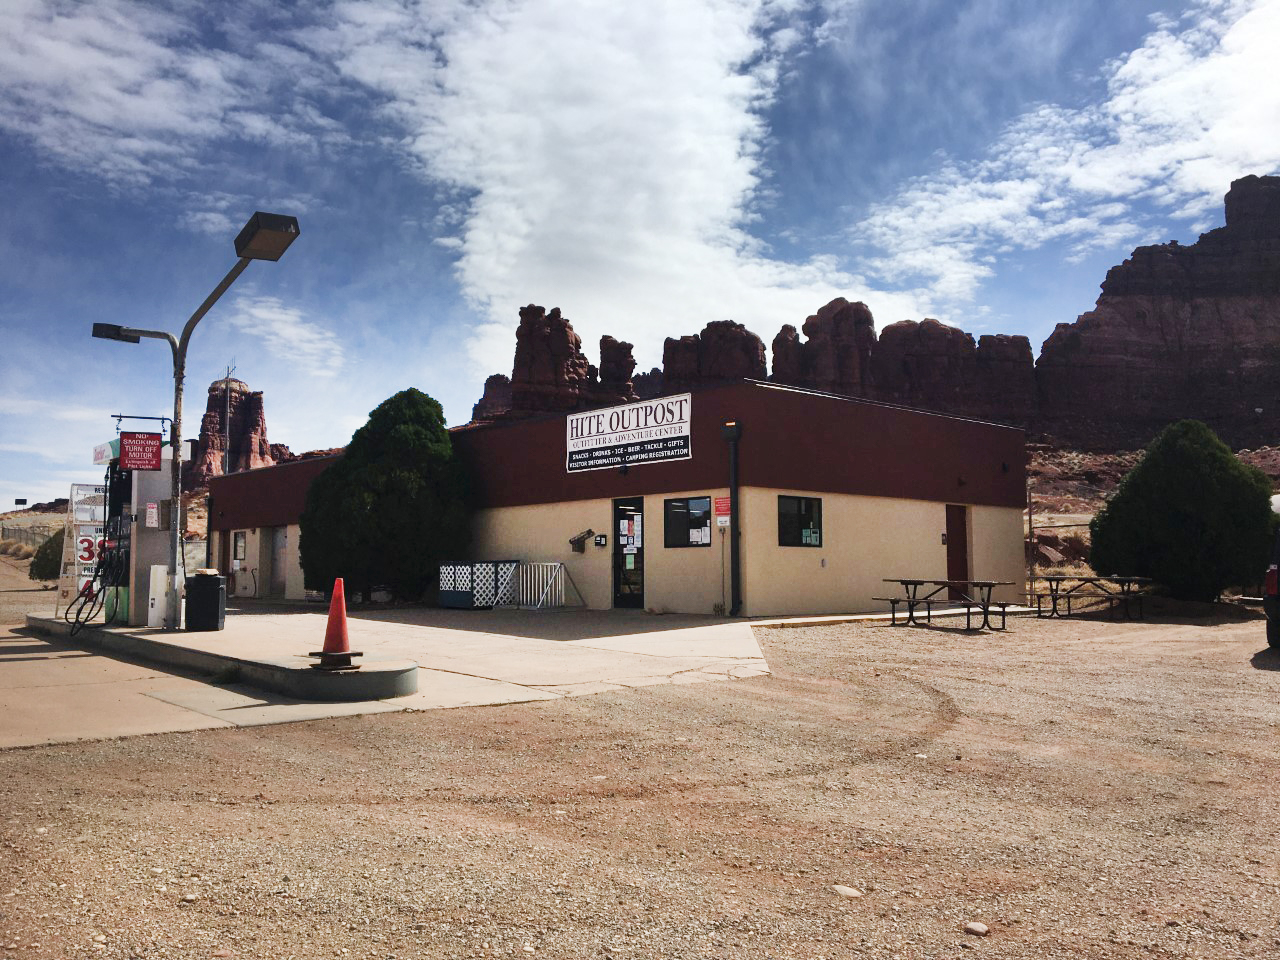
[24, 616, 418, 702]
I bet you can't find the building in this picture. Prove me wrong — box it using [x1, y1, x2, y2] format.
[207, 455, 339, 601]
[209, 381, 1027, 615]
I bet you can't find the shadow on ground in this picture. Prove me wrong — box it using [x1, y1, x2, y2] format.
[1249, 646, 1280, 670]
[226, 598, 739, 641]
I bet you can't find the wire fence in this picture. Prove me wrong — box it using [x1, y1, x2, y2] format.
[0, 524, 59, 548]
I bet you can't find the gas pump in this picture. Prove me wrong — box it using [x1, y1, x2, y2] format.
[64, 459, 132, 632]
[68, 419, 177, 630]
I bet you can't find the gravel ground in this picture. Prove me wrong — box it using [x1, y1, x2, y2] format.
[0, 555, 54, 627]
[2, 580, 1279, 958]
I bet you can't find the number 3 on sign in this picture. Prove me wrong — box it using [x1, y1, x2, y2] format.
[78, 536, 97, 563]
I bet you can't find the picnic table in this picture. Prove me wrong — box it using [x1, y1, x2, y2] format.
[1032, 575, 1152, 619]
[876, 578, 1016, 630]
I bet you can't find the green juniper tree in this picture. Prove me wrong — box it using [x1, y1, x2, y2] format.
[299, 389, 471, 602]
[1090, 420, 1274, 601]
[29, 528, 64, 581]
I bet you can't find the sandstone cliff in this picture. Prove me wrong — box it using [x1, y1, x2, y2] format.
[470, 175, 1280, 450]
[1036, 174, 1280, 446]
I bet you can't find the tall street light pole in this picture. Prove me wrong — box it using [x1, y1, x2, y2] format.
[92, 212, 300, 631]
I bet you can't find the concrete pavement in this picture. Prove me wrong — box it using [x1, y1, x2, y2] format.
[8, 605, 769, 748]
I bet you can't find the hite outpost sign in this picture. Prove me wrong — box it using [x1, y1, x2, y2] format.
[566, 394, 692, 472]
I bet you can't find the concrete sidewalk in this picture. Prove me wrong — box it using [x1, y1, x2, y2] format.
[12, 607, 769, 747]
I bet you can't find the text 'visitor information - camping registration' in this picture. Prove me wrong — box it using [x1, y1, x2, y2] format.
[565, 394, 692, 472]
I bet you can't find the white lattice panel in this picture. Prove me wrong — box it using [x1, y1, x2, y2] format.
[473, 564, 497, 607]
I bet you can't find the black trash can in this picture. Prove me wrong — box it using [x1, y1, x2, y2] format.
[185, 572, 226, 631]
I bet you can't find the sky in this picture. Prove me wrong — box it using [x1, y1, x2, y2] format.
[2, 0, 1279, 507]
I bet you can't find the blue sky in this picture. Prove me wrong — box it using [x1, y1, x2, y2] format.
[2, 0, 1279, 507]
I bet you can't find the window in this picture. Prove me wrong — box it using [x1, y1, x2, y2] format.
[778, 495, 822, 547]
[233, 530, 247, 561]
[664, 496, 712, 547]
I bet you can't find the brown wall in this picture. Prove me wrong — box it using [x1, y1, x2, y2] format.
[453, 381, 1026, 510]
[208, 456, 339, 532]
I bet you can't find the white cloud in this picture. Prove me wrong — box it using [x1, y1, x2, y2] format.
[306, 0, 920, 375]
[854, 0, 1280, 306]
[224, 295, 345, 378]
[0, 0, 339, 188]
[0, 396, 106, 424]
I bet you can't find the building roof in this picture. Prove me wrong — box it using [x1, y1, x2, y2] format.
[452, 379, 1026, 510]
[207, 455, 339, 531]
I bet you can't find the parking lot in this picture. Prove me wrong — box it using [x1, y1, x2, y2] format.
[2, 594, 1277, 959]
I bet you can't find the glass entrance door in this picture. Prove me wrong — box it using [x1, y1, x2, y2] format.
[613, 497, 644, 608]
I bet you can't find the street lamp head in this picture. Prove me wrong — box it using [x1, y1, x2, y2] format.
[234, 212, 300, 261]
[92, 322, 141, 344]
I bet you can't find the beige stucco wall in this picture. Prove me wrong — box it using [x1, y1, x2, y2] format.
[970, 506, 1026, 602]
[468, 486, 1025, 616]
[217, 524, 307, 600]
[471, 499, 612, 608]
[283, 524, 306, 600]
[738, 488, 1025, 617]
[470, 488, 731, 613]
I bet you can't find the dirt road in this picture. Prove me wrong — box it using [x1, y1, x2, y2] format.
[0, 553, 55, 625]
[2, 599, 1278, 958]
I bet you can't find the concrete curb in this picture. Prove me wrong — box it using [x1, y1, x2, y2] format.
[24, 616, 418, 702]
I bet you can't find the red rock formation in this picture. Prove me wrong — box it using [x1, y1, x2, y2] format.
[471, 374, 512, 421]
[465, 174, 1280, 450]
[184, 378, 277, 490]
[473, 309, 649, 417]
[872, 318, 977, 409]
[770, 325, 804, 386]
[632, 367, 663, 399]
[1037, 174, 1280, 446]
[792, 298, 877, 395]
[594, 336, 638, 406]
[770, 304, 1034, 424]
[662, 321, 766, 393]
[510, 305, 594, 413]
[660, 336, 701, 393]
[973, 334, 1036, 422]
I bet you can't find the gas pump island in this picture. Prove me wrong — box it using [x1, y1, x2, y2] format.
[60, 426, 195, 630]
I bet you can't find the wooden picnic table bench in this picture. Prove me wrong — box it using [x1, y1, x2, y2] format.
[1031, 575, 1152, 619]
[876, 578, 1015, 630]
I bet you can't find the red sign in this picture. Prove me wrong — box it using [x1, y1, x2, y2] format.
[714, 496, 732, 516]
[119, 432, 163, 471]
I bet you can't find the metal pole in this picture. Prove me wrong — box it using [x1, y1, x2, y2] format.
[224, 373, 231, 476]
[721, 423, 742, 617]
[169, 348, 184, 630]
[163, 257, 251, 630]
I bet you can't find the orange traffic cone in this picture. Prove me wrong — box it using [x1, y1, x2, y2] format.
[309, 578, 363, 671]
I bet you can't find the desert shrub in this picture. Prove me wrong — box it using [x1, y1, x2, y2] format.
[12, 544, 34, 560]
[299, 388, 472, 602]
[1090, 420, 1275, 601]
[29, 529, 65, 581]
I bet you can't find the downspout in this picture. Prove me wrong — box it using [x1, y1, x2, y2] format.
[721, 420, 743, 616]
